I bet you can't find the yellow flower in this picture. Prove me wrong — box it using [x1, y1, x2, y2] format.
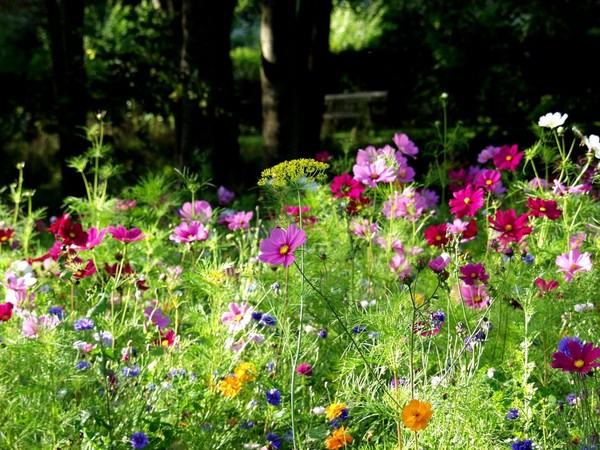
[234, 362, 257, 384]
[219, 374, 242, 398]
[325, 426, 353, 449]
[325, 402, 347, 421]
[257, 158, 329, 188]
[401, 399, 433, 431]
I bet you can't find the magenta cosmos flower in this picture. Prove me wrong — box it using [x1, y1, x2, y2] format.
[330, 173, 365, 200]
[459, 262, 489, 286]
[555, 248, 592, 282]
[526, 197, 562, 220]
[392, 133, 419, 158]
[258, 223, 306, 268]
[488, 209, 532, 245]
[551, 338, 600, 373]
[107, 225, 146, 243]
[169, 221, 210, 244]
[296, 363, 313, 377]
[448, 184, 484, 218]
[493, 144, 523, 171]
[460, 283, 490, 309]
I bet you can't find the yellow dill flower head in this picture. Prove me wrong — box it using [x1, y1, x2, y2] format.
[219, 374, 243, 398]
[325, 402, 347, 421]
[234, 362, 257, 384]
[257, 158, 329, 188]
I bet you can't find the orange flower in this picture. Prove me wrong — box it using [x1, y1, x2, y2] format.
[219, 374, 242, 398]
[401, 399, 433, 431]
[325, 426, 353, 449]
[234, 362, 257, 384]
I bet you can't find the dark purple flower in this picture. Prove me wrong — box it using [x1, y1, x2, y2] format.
[130, 432, 149, 449]
[266, 388, 282, 406]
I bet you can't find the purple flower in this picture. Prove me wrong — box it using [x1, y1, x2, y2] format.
[266, 388, 282, 406]
[218, 186, 235, 206]
[317, 328, 328, 339]
[144, 307, 171, 329]
[258, 223, 307, 268]
[74, 318, 95, 331]
[511, 439, 533, 450]
[48, 306, 65, 319]
[506, 408, 519, 420]
[75, 361, 91, 370]
[122, 365, 141, 377]
[224, 211, 253, 231]
[428, 253, 451, 272]
[130, 432, 149, 449]
[266, 432, 282, 449]
[392, 133, 419, 158]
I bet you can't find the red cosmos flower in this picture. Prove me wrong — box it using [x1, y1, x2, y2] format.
[155, 329, 176, 347]
[551, 340, 600, 373]
[493, 144, 523, 171]
[0, 228, 14, 244]
[448, 185, 485, 218]
[346, 195, 371, 215]
[424, 223, 450, 247]
[459, 262, 490, 286]
[0, 302, 14, 321]
[104, 262, 134, 277]
[526, 197, 562, 220]
[462, 219, 478, 241]
[70, 258, 97, 279]
[330, 173, 365, 200]
[48, 214, 88, 247]
[534, 277, 559, 296]
[488, 209, 532, 245]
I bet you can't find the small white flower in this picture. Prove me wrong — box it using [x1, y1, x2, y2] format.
[311, 406, 325, 415]
[487, 367, 495, 378]
[538, 112, 568, 129]
[584, 134, 600, 159]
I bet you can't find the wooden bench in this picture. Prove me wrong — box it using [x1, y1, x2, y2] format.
[321, 90, 388, 135]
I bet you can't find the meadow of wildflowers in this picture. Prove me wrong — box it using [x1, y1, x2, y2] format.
[0, 105, 600, 450]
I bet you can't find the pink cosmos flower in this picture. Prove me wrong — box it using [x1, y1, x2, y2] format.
[350, 218, 378, 240]
[569, 232, 586, 250]
[79, 227, 108, 250]
[556, 248, 592, 282]
[534, 277, 559, 296]
[528, 178, 548, 190]
[449, 185, 485, 218]
[221, 301, 254, 333]
[22, 313, 60, 338]
[488, 209, 532, 245]
[330, 173, 365, 200]
[459, 262, 489, 286]
[179, 200, 212, 223]
[107, 226, 146, 243]
[258, 223, 307, 268]
[389, 254, 411, 279]
[71, 258, 97, 279]
[392, 133, 419, 158]
[353, 159, 397, 188]
[217, 186, 235, 206]
[473, 169, 502, 192]
[493, 144, 523, 171]
[355, 146, 378, 165]
[224, 211, 253, 231]
[144, 307, 170, 329]
[169, 221, 210, 244]
[4, 271, 37, 306]
[460, 283, 490, 309]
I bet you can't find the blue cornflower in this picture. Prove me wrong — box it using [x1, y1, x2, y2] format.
[522, 253, 535, 263]
[266, 388, 282, 406]
[557, 336, 583, 357]
[74, 318, 94, 331]
[260, 314, 277, 327]
[368, 331, 380, 339]
[240, 421, 255, 429]
[251, 311, 263, 321]
[130, 432, 149, 449]
[75, 361, 91, 371]
[565, 393, 577, 406]
[511, 439, 533, 450]
[352, 325, 367, 334]
[48, 306, 65, 319]
[430, 310, 445, 328]
[122, 365, 141, 377]
[317, 328, 328, 339]
[94, 330, 114, 347]
[266, 432, 282, 449]
[506, 408, 519, 420]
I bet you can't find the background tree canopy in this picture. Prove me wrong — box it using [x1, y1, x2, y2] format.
[1, 0, 598, 212]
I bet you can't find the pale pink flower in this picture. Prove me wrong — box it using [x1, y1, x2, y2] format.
[221, 301, 254, 333]
[353, 159, 397, 188]
[392, 133, 419, 158]
[556, 249, 592, 282]
[179, 200, 212, 223]
[570, 233, 586, 250]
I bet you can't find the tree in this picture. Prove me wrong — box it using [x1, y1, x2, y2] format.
[45, 0, 89, 200]
[178, 0, 244, 188]
[260, 0, 332, 166]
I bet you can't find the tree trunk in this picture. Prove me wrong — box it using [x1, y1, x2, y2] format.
[260, 0, 332, 167]
[45, 0, 88, 201]
[178, 0, 243, 189]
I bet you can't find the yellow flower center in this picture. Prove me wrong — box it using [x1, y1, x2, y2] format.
[574, 359, 585, 368]
[464, 197, 471, 204]
[505, 224, 513, 231]
[539, 206, 546, 212]
[571, 264, 579, 270]
[506, 155, 512, 161]
[370, 173, 379, 179]
[435, 235, 441, 241]
[485, 179, 492, 185]
[279, 245, 290, 255]
[473, 295, 482, 303]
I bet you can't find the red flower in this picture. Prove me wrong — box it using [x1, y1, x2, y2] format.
[448, 185, 484, 218]
[534, 277, 559, 296]
[462, 219, 478, 240]
[0, 228, 14, 244]
[488, 209, 532, 245]
[48, 214, 88, 247]
[346, 196, 371, 215]
[104, 262, 134, 277]
[551, 340, 600, 373]
[493, 144, 523, 171]
[155, 329, 176, 347]
[526, 197, 562, 220]
[331, 173, 365, 200]
[0, 302, 14, 322]
[424, 224, 450, 247]
[70, 258, 97, 279]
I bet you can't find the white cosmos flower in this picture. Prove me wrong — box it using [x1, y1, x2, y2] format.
[584, 134, 600, 159]
[538, 112, 568, 129]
